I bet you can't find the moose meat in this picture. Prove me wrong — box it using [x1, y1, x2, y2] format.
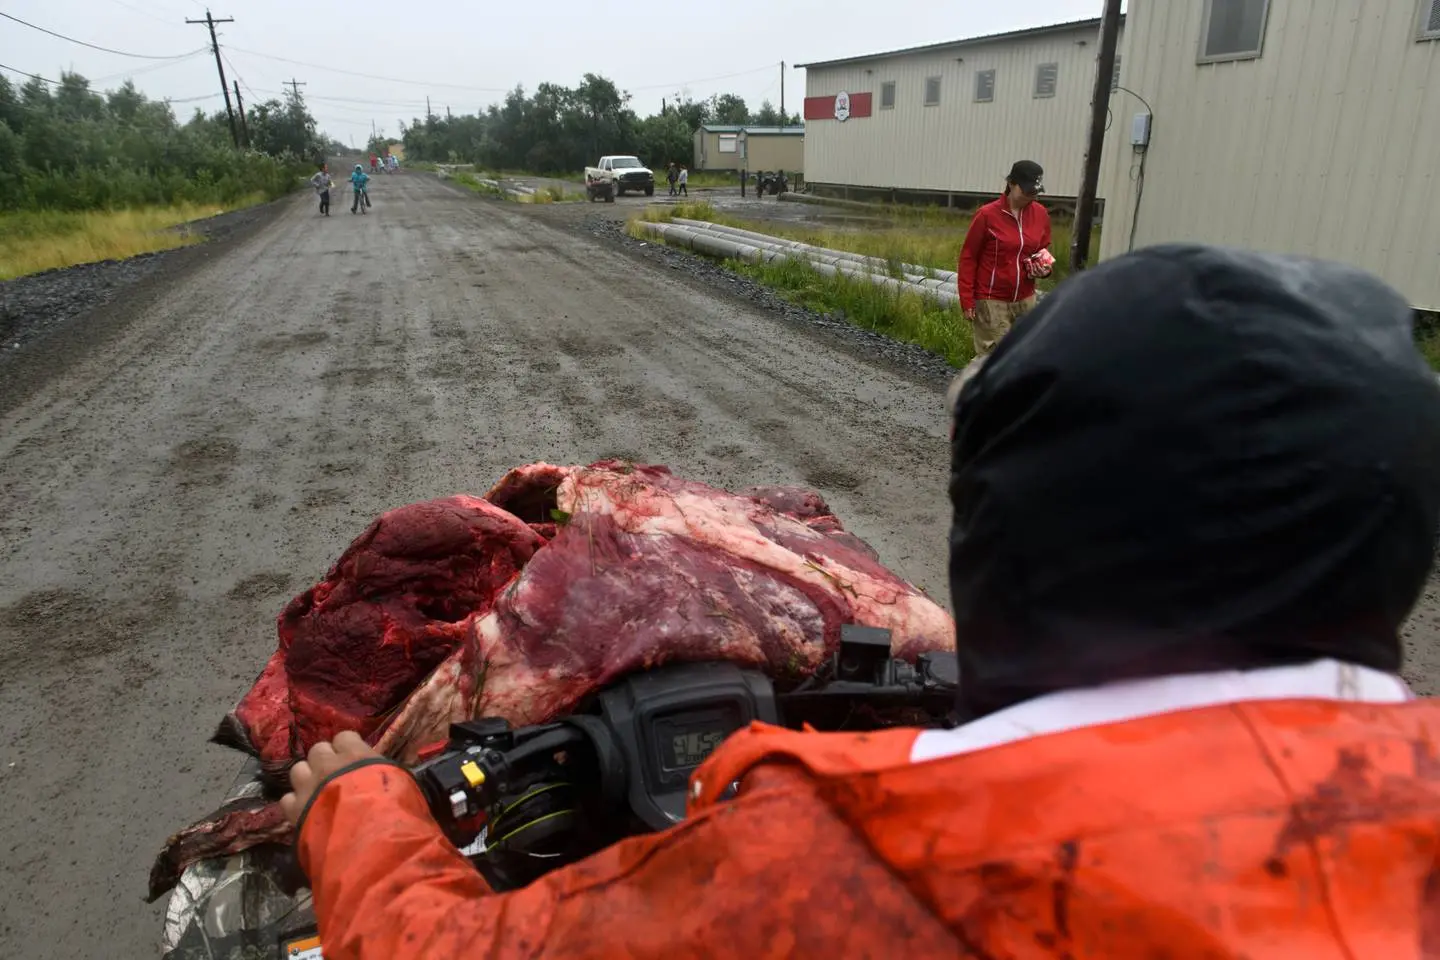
[151, 461, 954, 900]
[216, 494, 544, 769]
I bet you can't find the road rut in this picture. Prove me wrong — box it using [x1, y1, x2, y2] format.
[0, 172, 951, 955]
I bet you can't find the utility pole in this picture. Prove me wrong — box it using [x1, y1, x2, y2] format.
[232, 80, 249, 147]
[284, 78, 306, 99]
[186, 10, 238, 147]
[426, 96, 431, 119]
[780, 62, 785, 124]
[1071, 0, 1123, 273]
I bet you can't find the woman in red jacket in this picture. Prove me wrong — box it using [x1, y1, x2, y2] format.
[958, 160, 1054, 356]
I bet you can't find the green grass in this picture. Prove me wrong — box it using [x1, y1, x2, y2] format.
[0, 197, 265, 280]
[1418, 316, 1440, 372]
[478, 167, 584, 184]
[642, 199, 1091, 294]
[451, 174, 583, 203]
[734, 256, 975, 366]
[451, 172, 504, 197]
[519, 185, 587, 204]
[661, 170, 742, 189]
[629, 203, 974, 366]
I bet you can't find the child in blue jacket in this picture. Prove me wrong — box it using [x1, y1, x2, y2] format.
[350, 164, 370, 214]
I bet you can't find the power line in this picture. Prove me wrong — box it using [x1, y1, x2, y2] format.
[629, 62, 778, 92]
[0, 10, 198, 59]
[225, 46, 508, 91]
[0, 62, 59, 85]
[104, 0, 190, 29]
[90, 49, 208, 84]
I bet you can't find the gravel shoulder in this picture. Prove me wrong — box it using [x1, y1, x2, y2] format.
[0, 200, 288, 419]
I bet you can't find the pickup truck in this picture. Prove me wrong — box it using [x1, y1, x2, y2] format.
[584, 155, 655, 201]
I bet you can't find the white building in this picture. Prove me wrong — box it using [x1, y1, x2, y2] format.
[796, 18, 1125, 205]
[1100, 0, 1440, 311]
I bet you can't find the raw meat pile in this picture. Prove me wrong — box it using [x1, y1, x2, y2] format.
[149, 461, 955, 900]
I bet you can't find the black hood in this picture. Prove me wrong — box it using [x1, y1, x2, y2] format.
[948, 243, 1440, 719]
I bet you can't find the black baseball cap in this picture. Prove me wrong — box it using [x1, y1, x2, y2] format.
[1006, 160, 1044, 194]
[948, 243, 1440, 720]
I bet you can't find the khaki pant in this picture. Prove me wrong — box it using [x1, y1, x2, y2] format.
[970, 296, 1037, 356]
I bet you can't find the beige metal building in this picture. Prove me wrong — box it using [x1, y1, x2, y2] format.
[1100, 0, 1440, 310]
[692, 125, 805, 173]
[796, 19, 1125, 204]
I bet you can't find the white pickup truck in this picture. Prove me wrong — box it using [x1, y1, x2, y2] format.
[584, 155, 655, 202]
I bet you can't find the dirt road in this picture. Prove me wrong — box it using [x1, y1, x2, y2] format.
[0, 172, 954, 955]
[2, 171, 1439, 957]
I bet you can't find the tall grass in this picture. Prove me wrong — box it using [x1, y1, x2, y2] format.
[733, 256, 974, 366]
[0, 198, 263, 280]
[629, 206, 974, 366]
[450, 172, 503, 197]
[646, 200, 1092, 293]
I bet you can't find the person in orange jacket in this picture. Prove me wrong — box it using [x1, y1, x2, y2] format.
[281, 243, 1440, 959]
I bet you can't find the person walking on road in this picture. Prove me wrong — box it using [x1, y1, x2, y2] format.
[957, 160, 1054, 357]
[310, 163, 333, 216]
[677, 165, 688, 197]
[666, 163, 678, 196]
[350, 164, 370, 215]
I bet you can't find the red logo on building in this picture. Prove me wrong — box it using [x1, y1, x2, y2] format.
[803, 91, 873, 121]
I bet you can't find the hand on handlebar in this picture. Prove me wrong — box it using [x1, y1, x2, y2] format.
[280, 731, 379, 826]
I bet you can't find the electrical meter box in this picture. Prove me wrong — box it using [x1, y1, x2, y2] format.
[1131, 112, 1152, 147]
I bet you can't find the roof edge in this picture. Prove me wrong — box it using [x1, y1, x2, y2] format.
[794, 15, 1123, 70]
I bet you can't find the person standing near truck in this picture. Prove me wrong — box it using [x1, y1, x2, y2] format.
[957, 160, 1054, 356]
[667, 163, 678, 196]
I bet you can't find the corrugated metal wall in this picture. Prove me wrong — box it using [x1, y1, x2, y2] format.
[744, 136, 805, 172]
[1100, 0, 1440, 310]
[693, 131, 804, 172]
[801, 23, 1122, 198]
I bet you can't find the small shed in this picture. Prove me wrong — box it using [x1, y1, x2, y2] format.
[692, 125, 805, 173]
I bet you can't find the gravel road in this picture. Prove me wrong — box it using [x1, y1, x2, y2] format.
[0, 171, 954, 956]
[2, 170, 1438, 957]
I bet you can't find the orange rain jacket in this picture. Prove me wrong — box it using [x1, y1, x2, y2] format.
[298, 696, 1440, 959]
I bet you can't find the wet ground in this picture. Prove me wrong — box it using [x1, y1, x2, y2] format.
[0, 170, 957, 957]
[2, 168, 1438, 958]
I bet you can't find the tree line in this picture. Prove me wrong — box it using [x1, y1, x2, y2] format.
[0, 71, 326, 212]
[391, 74, 800, 173]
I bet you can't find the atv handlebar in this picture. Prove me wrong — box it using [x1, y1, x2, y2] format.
[410, 625, 959, 890]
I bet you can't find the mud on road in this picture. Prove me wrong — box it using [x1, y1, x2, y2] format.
[0, 171, 956, 956]
[1, 170, 1439, 958]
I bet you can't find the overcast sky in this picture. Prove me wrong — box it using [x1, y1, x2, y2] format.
[4, 0, 1111, 143]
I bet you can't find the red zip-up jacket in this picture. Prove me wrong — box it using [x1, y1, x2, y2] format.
[958, 197, 1053, 311]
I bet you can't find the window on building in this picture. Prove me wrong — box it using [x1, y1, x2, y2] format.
[1034, 63, 1058, 98]
[717, 134, 737, 154]
[1111, 55, 1122, 92]
[1199, 0, 1271, 62]
[924, 76, 941, 106]
[975, 69, 996, 102]
[880, 81, 896, 109]
[1420, 0, 1440, 40]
